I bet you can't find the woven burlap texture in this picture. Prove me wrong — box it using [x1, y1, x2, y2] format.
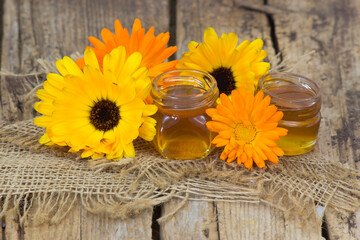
[1, 119, 360, 226]
[1, 52, 360, 226]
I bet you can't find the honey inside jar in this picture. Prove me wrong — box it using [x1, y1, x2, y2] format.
[259, 73, 321, 155]
[151, 70, 219, 159]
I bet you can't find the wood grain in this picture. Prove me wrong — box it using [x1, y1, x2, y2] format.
[217, 202, 323, 240]
[268, 0, 360, 239]
[1, 0, 359, 239]
[0, 0, 170, 123]
[4, 210, 21, 240]
[23, 200, 81, 240]
[160, 198, 218, 240]
[325, 208, 360, 240]
[174, 0, 324, 238]
[176, 0, 276, 59]
[0, 0, 170, 239]
[81, 208, 153, 240]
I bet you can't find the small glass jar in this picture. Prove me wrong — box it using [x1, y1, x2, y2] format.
[151, 69, 219, 159]
[259, 72, 321, 155]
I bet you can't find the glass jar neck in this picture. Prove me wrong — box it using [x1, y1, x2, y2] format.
[258, 72, 321, 108]
[151, 69, 219, 110]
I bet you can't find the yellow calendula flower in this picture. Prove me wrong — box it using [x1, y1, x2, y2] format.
[206, 88, 287, 169]
[34, 47, 157, 160]
[177, 27, 270, 95]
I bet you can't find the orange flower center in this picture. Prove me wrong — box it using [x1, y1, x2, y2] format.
[234, 123, 257, 143]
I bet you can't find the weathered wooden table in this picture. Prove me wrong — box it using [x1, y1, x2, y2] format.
[1, 0, 359, 239]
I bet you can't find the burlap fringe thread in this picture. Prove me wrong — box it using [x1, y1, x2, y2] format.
[1, 120, 360, 226]
[0, 53, 360, 226]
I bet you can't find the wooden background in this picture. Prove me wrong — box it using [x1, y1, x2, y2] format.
[1, 0, 360, 239]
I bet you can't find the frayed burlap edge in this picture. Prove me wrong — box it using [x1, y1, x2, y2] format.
[1, 51, 360, 226]
[1, 120, 360, 227]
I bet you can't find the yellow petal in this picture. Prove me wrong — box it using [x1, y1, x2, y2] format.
[84, 48, 100, 70]
[62, 56, 83, 76]
[113, 83, 137, 105]
[139, 117, 156, 141]
[34, 102, 54, 115]
[143, 104, 158, 116]
[134, 76, 152, 100]
[121, 52, 142, 78]
[38, 133, 52, 145]
[36, 89, 55, 101]
[33, 116, 51, 127]
[56, 59, 68, 76]
[105, 46, 127, 76]
[204, 27, 219, 48]
[188, 41, 199, 51]
[123, 142, 135, 158]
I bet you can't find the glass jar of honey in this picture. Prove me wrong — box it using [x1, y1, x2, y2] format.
[151, 69, 219, 159]
[259, 72, 321, 155]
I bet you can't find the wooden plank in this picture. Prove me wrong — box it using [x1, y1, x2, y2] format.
[23, 200, 81, 240]
[217, 202, 323, 240]
[0, 0, 171, 123]
[173, 0, 323, 239]
[4, 210, 21, 240]
[160, 198, 218, 240]
[268, 0, 360, 239]
[176, 0, 276, 59]
[0, 0, 170, 238]
[81, 209, 153, 240]
[325, 208, 360, 240]
[0, 199, 3, 240]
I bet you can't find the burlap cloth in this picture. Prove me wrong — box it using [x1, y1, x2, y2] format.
[1, 55, 360, 226]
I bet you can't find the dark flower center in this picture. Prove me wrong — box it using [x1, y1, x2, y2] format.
[90, 99, 120, 132]
[210, 67, 236, 95]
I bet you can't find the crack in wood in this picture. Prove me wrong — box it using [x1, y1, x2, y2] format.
[236, 1, 285, 15]
[79, 203, 82, 240]
[148, 3, 179, 237]
[322, 215, 330, 240]
[1, 207, 5, 240]
[16, 0, 22, 72]
[151, 204, 162, 240]
[234, 0, 285, 68]
[213, 202, 220, 240]
[0, 0, 4, 109]
[168, 0, 177, 61]
[263, 0, 283, 65]
[0, 0, 4, 69]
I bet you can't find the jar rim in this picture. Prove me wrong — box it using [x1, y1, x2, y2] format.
[259, 72, 321, 103]
[152, 69, 218, 99]
[151, 69, 219, 110]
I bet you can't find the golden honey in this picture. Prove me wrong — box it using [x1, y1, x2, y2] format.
[151, 70, 219, 159]
[259, 73, 321, 155]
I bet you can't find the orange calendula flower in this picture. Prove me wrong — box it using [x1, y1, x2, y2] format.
[206, 88, 288, 169]
[76, 18, 178, 78]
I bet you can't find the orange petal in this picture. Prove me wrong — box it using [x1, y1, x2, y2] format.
[243, 158, 253, 169]
[271, 146, 285, 156]
[275, 127, 288, 136]
[101, 28, 116, 50]
[76, 58, 85, 69]
[252, 151, 265, 168]
[206, 121, 231, 132]
[132, 18, 143, 32]
[263, 148, 279, 163]
[89, 36, 108, 52]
